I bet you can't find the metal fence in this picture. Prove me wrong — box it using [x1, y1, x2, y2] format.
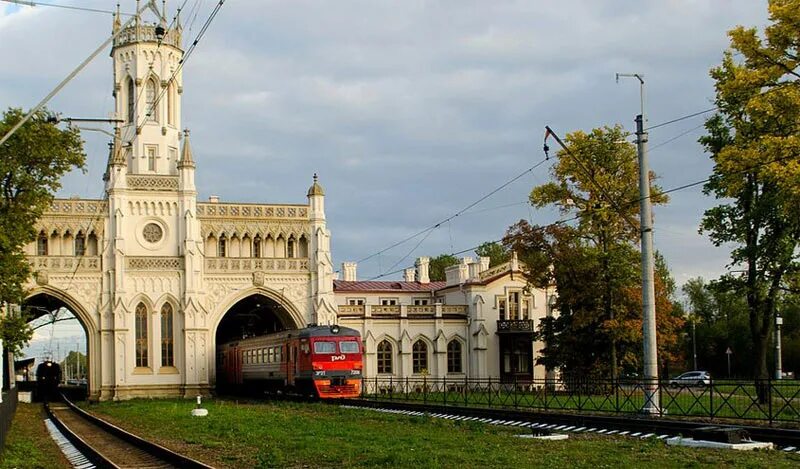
[0, 388, 19, 451]
[361, 376, 800, 424]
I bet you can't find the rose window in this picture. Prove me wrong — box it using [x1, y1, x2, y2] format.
[142, 223, 163, 243]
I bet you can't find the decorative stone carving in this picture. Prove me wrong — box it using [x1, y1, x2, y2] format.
[197, 203, 308, 220]
[29, 256, 102, 272]
[253, 271, 265, 287]
[142, 223, 164, 243]
[35, 271, 49, 286]
[127, 175, 179, 190]
[127, 257, 183, 270]
[205, 258, 309, 272]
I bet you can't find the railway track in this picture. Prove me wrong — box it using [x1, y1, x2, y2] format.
[45, 396, 213, 468]
[340, 398, 800, 451]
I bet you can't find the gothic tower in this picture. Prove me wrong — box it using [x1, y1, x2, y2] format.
[100, 1, 201, 400]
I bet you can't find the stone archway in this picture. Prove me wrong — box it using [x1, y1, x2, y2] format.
[210, 287, 305, 389]
[23, 286, 100, 401]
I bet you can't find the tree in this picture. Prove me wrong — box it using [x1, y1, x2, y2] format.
[0, 108, 85, 355]
[474, 241, 510, 268]
[428, 254, 459, 281]
[524, 125, 667, 379]
[700, 1, 800, 390]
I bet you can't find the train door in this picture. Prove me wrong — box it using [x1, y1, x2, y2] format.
[286, 341, 297, 386]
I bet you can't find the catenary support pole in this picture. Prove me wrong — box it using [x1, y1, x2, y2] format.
[619, 73, 660, 414]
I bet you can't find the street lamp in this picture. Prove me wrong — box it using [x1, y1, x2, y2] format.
[775, 312, 783, 380]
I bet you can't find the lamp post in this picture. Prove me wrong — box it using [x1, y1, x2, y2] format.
[691, 316, 698, 371]
[775, 313, 783, 380]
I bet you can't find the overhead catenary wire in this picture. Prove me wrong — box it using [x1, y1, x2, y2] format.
[0, 0, 134, 16]
[132, 0, 225, 135]
[356, 156, 552, 266]
[367, 147, 800, 281]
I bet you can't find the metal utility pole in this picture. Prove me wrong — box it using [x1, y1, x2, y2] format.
[617, 72, 659, 414]
[775, 313, 783, 380]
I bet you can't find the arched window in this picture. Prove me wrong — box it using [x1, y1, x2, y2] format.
[37, 231, 48, 256]
[412, 340, 428, 374]
[299, 235, 308, 258]
[447, 340, 462, 373]
[145, 78, 158, 123]
[127, 77, 135, 123]
[253, 235, 261, 258]
[74, 232, 86, 256]
[287, 236, 295, 258]
[377, 340, 393, 374]
[160, 303, 174, 367]
[218, 234, 227, 257]
[135, 302, 148, 367]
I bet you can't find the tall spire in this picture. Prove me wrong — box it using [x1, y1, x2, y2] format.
[178, 128, 195, 168]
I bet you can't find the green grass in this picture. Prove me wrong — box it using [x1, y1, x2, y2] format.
[0, 403, 70, 469]
[81, 398, 800, 468]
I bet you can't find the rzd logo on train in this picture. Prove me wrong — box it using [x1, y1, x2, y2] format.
[331, 354, 346, 361]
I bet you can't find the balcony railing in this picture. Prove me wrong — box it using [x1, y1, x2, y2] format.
[496, 319, 534, 333]
[204, 257, 309, 273]
[29, 256, 101, 272]
[336, 304, 468, 318]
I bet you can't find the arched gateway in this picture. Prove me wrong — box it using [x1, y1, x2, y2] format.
[19, 7, 337, 400]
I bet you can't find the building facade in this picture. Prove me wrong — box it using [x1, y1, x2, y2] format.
[20, 5, 553, 400]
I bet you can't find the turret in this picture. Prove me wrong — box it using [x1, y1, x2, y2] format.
[111, 0, 184, 176]
[307, 173, 325, 221]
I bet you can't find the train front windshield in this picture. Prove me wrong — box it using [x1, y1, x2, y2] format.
[312, 339, 361, 354]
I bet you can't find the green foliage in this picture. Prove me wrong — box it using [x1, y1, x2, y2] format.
[428, 254, 458, 282]
[0, 310, 33, 356]
[506, 126, 678, 379]
[474, 241, 509, 267]
[700, 0, 800, 381]
[0, 107, 85, 355]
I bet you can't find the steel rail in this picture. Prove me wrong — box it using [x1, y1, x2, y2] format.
[340, 398, 800, 448]
[46, 395, 214, 468]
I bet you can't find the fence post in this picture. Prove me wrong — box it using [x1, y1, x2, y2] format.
[406, 376, 409, 402]
[513, 375, 519, 409]
[443, 375, 447, 407]
[388, 376, 392, 401]
[615, 377, 620, 413]
[768, 377, 773, 425]
[423, 375, 428, 405]
[488, 376, 492, 408]
[464, 375, 469, 406]
[709, 377, 713, 420]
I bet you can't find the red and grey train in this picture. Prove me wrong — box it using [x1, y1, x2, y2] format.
[217, 325, 363, 398]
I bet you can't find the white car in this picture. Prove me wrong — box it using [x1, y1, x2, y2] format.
[669, 371, 711, 387]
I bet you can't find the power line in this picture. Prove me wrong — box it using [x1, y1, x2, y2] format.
[648, 122, 707, 152]
[368, 148, 800, 281]
[133, 0, 225, 134]
[356, 157, 552, 266]
[646, 107, 717, 131]
[1, 0, 134, 16]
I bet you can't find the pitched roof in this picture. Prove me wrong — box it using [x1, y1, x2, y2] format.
[333, 280, 446, 293]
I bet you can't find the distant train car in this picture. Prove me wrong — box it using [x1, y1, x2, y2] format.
[218, 325, 363, 398]
[36, 360, 62, 402]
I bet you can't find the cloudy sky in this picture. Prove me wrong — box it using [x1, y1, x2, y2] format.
[1, 1, 769, 306]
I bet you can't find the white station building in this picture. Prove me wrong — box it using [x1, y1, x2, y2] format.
[18, 5, 555, 400]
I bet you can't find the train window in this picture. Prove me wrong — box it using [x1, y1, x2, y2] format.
[268, 348, 275, 363]
[313, 341, 336, 354]
[276, 347, 282, 362]
[339, 341, 359, 353]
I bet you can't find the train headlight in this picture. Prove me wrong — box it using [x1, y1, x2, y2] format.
[330, 325, 340, 334]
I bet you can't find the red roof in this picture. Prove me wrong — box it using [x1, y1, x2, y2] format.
[333, 280, 446, 293]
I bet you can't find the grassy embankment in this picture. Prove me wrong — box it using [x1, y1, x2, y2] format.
[81, 398, 800, 468]
[0, 403, 70, 469]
